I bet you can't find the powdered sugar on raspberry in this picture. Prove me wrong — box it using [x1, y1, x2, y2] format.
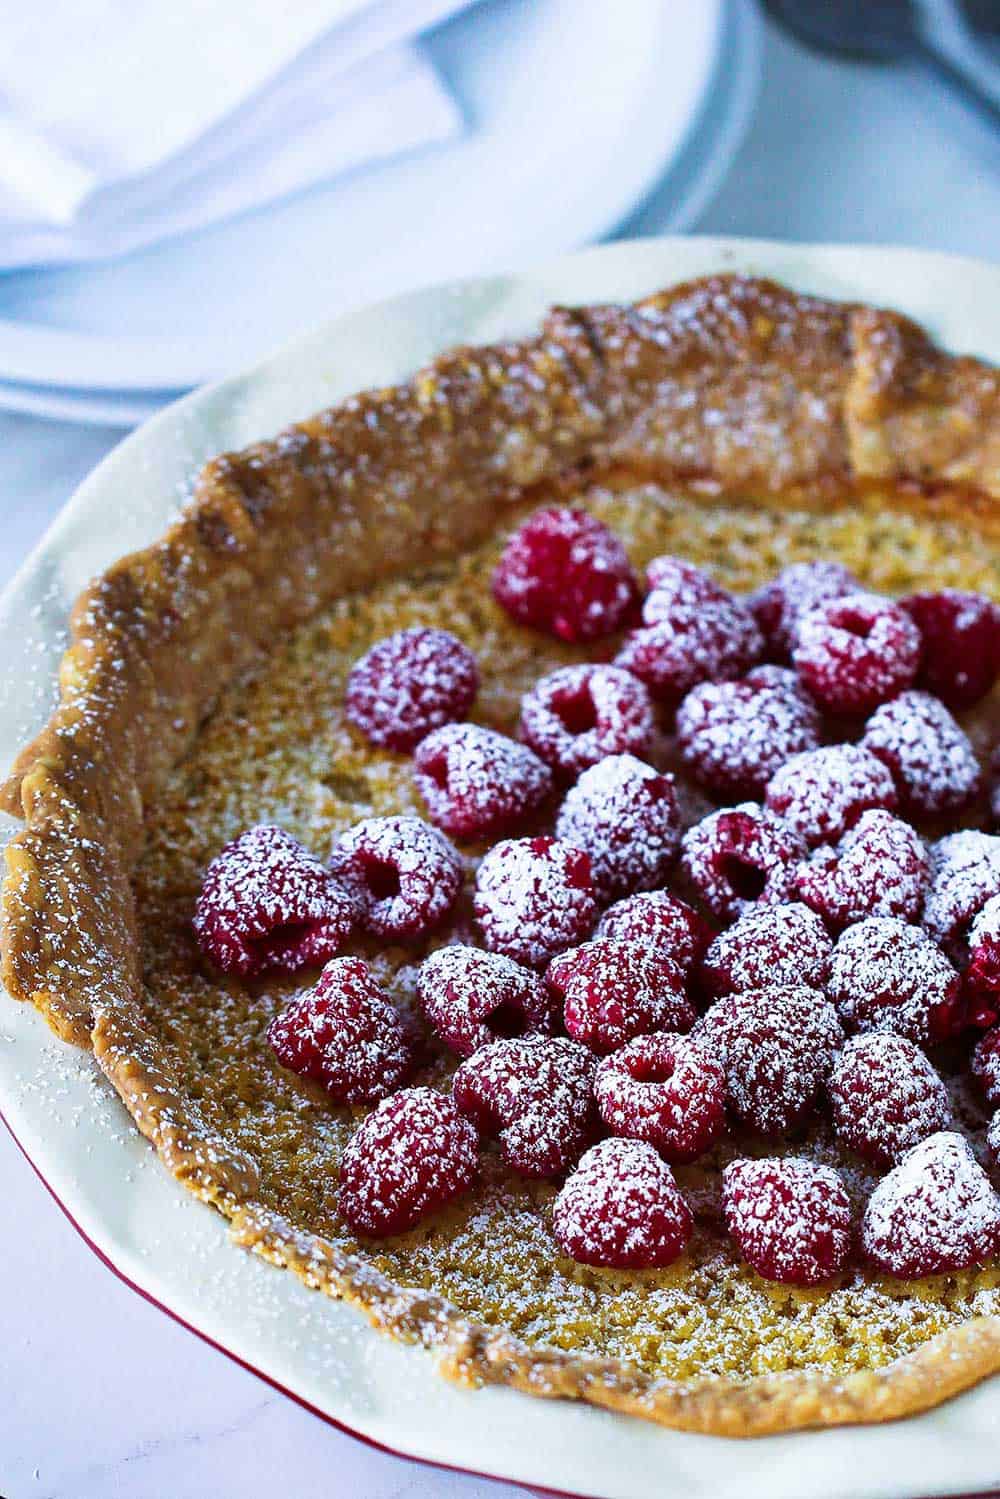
[924, 830, 1000, 960]
[795, 809, 929, 929]
[474, 835, 598, 969]
[828, 1032, 951, 1168]
[345, 626, 478, 753]
[417, 944, 557, 1057]
[827, 917, 961, 1046]
[723, 1156, 852, 1287]
[748, 560, 858, 659]
[676, 669, 821, 800]
[555, 753, 680, 902]
[594, 1032, 726, 1163]
[414, 722, 553, 840]
[595, 890, 713, 978]
[862, 1132, 1000, 1278]
[519, 663, 655, 778]
[452, 1035, 596, 1178]
[863, 690, 980, 817]
[329, 815, 461, 942]
[765, 743, 897, 848]
[547, 937, 695, 1054]
[552, 1137, 693, 1269]
[700, 901, 832, 1001]
[680, 803, 808, 921]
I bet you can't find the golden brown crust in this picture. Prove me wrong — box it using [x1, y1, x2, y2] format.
[7, 273, 1000, 1435]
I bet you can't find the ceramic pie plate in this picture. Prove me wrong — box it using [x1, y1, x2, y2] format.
[5, 237, 1000, 1499]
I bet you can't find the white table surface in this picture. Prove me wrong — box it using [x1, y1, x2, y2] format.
[3, 16, 1000, 1499]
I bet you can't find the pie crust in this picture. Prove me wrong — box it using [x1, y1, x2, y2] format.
[5, 274, 1000, 1438]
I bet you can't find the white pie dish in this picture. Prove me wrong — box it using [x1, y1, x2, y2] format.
[4, 236, 1000, 1499]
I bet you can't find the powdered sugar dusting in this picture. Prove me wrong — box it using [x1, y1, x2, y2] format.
[862, 1132, 1000, 1277]
[555, 753, 680, 902]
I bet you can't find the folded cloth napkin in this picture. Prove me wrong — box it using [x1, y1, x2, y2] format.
[0, 0, 473, 270]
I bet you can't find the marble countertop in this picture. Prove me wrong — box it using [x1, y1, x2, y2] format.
[3, 15, 1000, 1499]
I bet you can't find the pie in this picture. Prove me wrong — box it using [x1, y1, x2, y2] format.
[6, 273, 1000, 1438]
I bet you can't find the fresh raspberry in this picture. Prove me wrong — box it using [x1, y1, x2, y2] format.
[723, 1157, 852, 1287]
[615, 562, 762, 705]
[924, 830, 1000, 962]
[554, 754, 680, 902]
[676, 669, 821, 800]
[491, 507, 639, 642]
[474, 835, 599, 969]
[267, 957, 417, 1104]
[794, 810, 929, 930]
[194, 823, 359, 978]
[765, 743, 897, 848]
[696, 986, 844, 1136]
[413, 723, 552, 840]
[793, 591, 920, 715]
[594, 1032, 726, 1162]
[699, 902, 832, 1002]
[960, 896, 1000, 1031]
[749, 560, 859, 661]
[417, 944, 557, 1058]
[828, 1033, 951, 1168]
[595, 891, 714, 980]
[345, 627, 478, 753]
[827, 917, 962, 1046]
[863, 690, 980, 818]
[452, 1035, 596, 1178]
[902, 588, 1000, 711]
[552, 1137, 693, 1269]
[680, 803, 807, 921]
[329, 816, 461, 943]
[862, 1132, 1000, 1278]
[971, 1025, 1000, 1108]
[338, 1088, 479, 1237]
[519, 663, 654, 779]
[546, 937, 695, 1054]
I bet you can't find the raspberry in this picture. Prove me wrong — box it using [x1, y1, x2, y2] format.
[696, 986, 844, 1136]
[924, 830, 1000, 962]
[491, 507, 639, 642]
[595, 890, 713, 979]
[862, 1132, 1000, 1278]
[594, 1032, 726, 1163]
[194, 823, 359, 978]
[345, 627, 478, 753]
[338, 1088, 479, 1237]
[413, 723, 552, 840]
[329, 816, 461, 943]
[546, 937, 695, 1054]
[519, 663, 654, 779]
[723, 1157, 852, 1287]
[680, 803, 807, 921]
[971, 1026, 1000, 1108]
[552, 1137, 693, 1269]
[961, 896, 1000, 1031]
[863, 691, 980, 818]
[749, 560, 858, 660]
[676, 669, 821, 800]
[699, 902, 832, 1002]
[474, 835, 598, 970]
[765, 743, 897, 848]
[794, 809, 929, 930]
[417, 944, 557, 1058]
[793, 591, 920, 715]
[828, 1033, 951, 1168]
[827, 917, 962, 1046]
[452, 1035, 596, 1178]
[989, 1110, 1000, 1168]
[268, 957, 417, 1104]
[554, 754, 680, 902]
[902, 588, 1000, 711]
[615, 562, 762, 705]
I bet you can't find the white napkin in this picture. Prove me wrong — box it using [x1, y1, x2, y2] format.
[0, 0, 472, 270]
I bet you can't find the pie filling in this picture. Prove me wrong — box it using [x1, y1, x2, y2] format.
[134, 477, 1000, 1386]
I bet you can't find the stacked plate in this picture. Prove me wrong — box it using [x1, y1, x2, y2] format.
[0, 0, 761, 427]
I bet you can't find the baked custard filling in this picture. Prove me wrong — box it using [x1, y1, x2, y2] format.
[133, 477, 1000, 1386]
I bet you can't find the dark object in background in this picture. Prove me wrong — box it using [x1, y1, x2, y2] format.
[765, 0, 1000, 133]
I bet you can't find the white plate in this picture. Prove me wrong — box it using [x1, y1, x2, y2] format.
[0, 0, 743, 403]
[7, 238, 1000, 1499]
